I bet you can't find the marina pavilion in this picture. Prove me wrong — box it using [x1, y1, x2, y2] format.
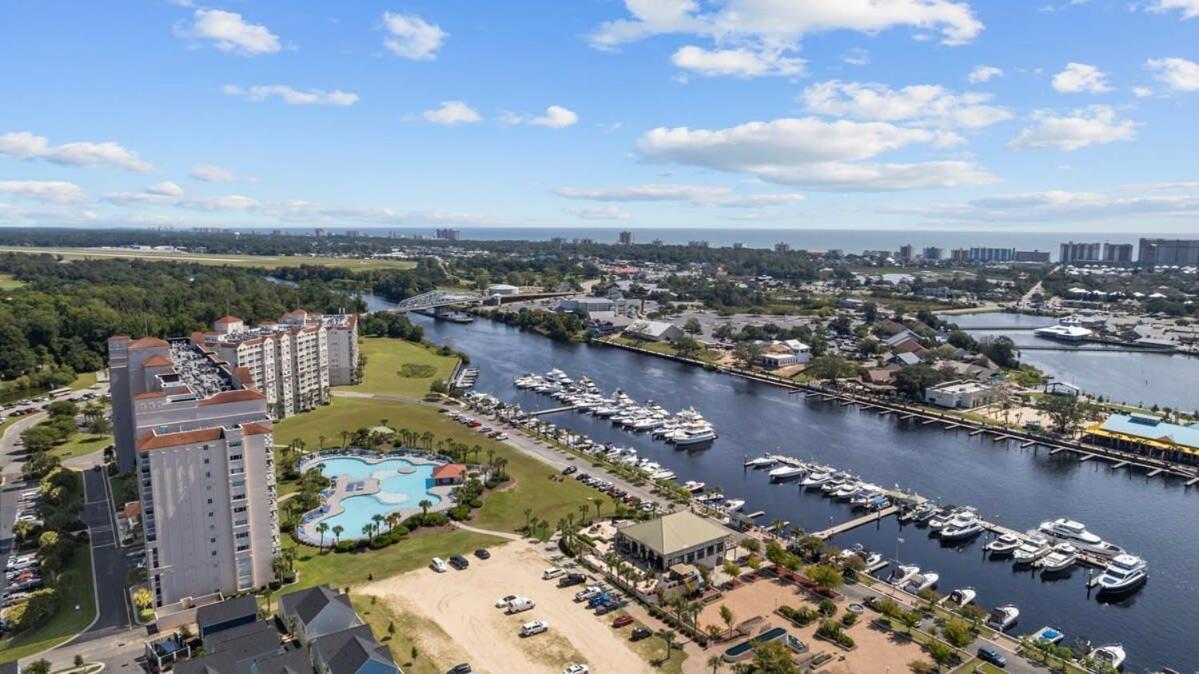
[616, 510, 737, 573]
[1082, 413, 1199, 465]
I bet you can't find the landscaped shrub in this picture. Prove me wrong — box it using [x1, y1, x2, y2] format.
[447, 505, 471, 521]
[779, 605, 817, 626]
[7, 589, 58, 632]
[816, 619, 856, 649]
[399, 363, 437, 378]
[818, 599, 837, 616]
[840, 611, 857, 627]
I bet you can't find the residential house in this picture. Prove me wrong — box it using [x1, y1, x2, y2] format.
[624, 320, 683, 342]
[924, 380, 999, 409]
[196, 595, 260, 639]
[278, 586, 363, 645]
[431, 464, 467, 486]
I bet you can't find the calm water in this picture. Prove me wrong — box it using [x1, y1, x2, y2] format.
[307, 457, 439, 535]
[402, 310, 1196, 671]
[950, 313, 1199, 411]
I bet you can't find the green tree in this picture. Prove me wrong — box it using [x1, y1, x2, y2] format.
[1036, 394, 1095, 434]
[941, 617, 973, 648]
[806, 564, 843, 591]
[683, 317, 703, 335]
[719, 604, 735, 637]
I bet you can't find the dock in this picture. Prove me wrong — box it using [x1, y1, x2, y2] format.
[1186, 477, 1199, 487]
[812, 506, 899, 540]
[523, 404, 580, 417]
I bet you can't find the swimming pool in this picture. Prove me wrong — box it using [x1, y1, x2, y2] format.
[307, 456, 442, 537]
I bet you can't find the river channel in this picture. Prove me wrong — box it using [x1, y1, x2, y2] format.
[390, 307, 1198, 671]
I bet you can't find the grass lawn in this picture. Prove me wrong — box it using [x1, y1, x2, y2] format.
[350, 594, 450, 674]
[274, 397, 599, 533]
[0, 546, 97, 663]
[604, 336, 716, 365]
[284, 529, 503, 591]
[0, 246, 417, 271]
[349, 338, 458, 397]
[0, 274, 24, 290]
[613, 611, 687, 674]
[49, 432, 112, 461]
[69, 371, 99, 390]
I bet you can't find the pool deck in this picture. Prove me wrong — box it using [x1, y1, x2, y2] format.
[297, 451, 458, 544]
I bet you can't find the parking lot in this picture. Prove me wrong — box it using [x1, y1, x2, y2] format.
[362, 541, 653, 674]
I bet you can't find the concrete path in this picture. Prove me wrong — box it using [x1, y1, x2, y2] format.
[450, 521, 524, 541]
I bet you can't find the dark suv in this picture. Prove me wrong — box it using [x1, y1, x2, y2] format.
[557, 572, 587, 587]
[449, 554, 470, 570]
[630, 627, 652, 642]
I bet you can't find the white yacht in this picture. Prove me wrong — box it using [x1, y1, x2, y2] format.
[939, 512, 984, 542]
[1039, 518, 1102, 545]
[1096, 554, 1148, 595]
[682, 480, 705, 493]
[744, 455, 778, 468]
[987, 604, 1020, 632]
[1089, 644, 1127, 670]
[985, 533, 1022, 557]
[673, 427, 718, 446]
[833, 482, 861, 500]
[800, 470, 832, 487]
[946, 587, 976, 608]
[888, 564, 920, 586]
[904, 572, 939, 593]
[821, 475, 848, 494]
[723, 499, 746, 511]
[850, 485, 882, 507]
[768, 465, 806, 482]
[1037, 543, 1078, 574]
[649, 469, 676, 481]
[1013, 533, 1052, 566]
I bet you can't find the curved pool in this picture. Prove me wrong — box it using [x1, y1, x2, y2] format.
[307, 456, 442, 537]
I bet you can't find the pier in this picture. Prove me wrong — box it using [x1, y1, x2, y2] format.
[812, 506, 899, 540]
[523, 404, 580, 417]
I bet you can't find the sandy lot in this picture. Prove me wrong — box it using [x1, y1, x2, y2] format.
[699, 578, 929, 673]
[363, 542, 653, 674]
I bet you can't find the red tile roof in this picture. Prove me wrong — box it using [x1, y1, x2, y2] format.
[214, 315, 242, 324]
[137, 427, 224, 451]
[242, 422, 272, 436]
[129, 337, 169, 349]
[432, 463, 467, 480]
[133, 390, 166, 400]
[143, 354, 174, 368]
[197, 389, 265, 406]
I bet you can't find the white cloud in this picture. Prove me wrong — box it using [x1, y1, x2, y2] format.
[0, 180, 86, 203]
[382, 12, 447, 60]
[890, 186, 1199, 224]
[421, 101, 482, 125]
[1146, 57, 1199, 91]
[800, 80, 1011, 129]
[146, 181, 184, 197]
[566, 205, 632, 220]
[968, 65, 1004, 83]
[1009, 105, 1138, 151]
[0, 131, 152, 172]
[1132, 86, 1154, 97]
[105, 182, 259, 211]
[841, 48, 870, 66]
[671, 45, 803, 78]
[554, 183, 806, 207]
[190, 164, 237, 182]
[186, 9, 280, 56]
[589, 0, 983, 55]
[530, 105, 579, 129]
[1146, 0, 1199, 19]
[1052, 62, 1112, 93]
[222, 85, 358, 106]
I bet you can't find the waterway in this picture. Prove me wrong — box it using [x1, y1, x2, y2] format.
[388, 305, 1196, 671]
[949, 312, 1199, 412]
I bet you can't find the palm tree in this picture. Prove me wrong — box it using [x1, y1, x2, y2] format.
[707, 655, 723, 673]
[419, 499, 433, 518]
[318, 434, 327, 451]
[593, 498, 603, 521]
[578, 503, 590, 524]
[340, 430, 350, 448]
[316, 522, 329, 550]
[371, 514, 385, 537]
[523, 507, 534, 530]
[421, 431, 435, 450]
[658, 629, 676, 662]
[332, 524, 344, 544]
[362, 524, 373, 540]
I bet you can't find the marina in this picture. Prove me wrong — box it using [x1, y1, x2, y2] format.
[400, 308, 1199, 671]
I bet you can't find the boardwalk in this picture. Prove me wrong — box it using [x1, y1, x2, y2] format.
[812, 505, 899, 540]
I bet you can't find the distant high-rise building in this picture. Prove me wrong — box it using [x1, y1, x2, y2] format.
[774, 242, 791, 254]
[922, 246, 943, 261]
[618, 231, 636, 245]
[967, 247, 1016, 263]
[1014, 250, 1051, 263]
[687, 240, 709, 248]
[1060, 241, 1103, 264]
[1103, 243, 1133, 263]
[732, 242, 743, 249]
[1138, 238, 1199, 266]
[436, 228, 461, 241]
[313, 228, 326, 237]
[898, 244, 914, 262]
[574, 238, 595, 245]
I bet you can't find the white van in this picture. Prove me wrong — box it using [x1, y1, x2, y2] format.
[520, 620, 548, 637]
[542, 567, 564, 580]
[430, 557, 449, 573]
[506, 597, 536, 614]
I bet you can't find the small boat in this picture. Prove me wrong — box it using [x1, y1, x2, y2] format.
[724, 499, 746, 511]
[1095, 554, 1148, 595]
[987, 604, 1020, 631]
[833, 482, 861, 500]
[946, 587, 976, 608]
[682, 480, 705, 493]
[1013, 533, 1052, 566]
[744, 455, 778, 468]
[912, 504, 938, 525]
[940, 512, 984, 542]
[800, 470, 832, 487]
[649, 469, 675, 481]
[904, 572, 939, 593]
[1038, 543, 1078, 574]
[888, 564, 920, 587]
[1089, 644, 1126, 670]
[985, 533, 1022, 557]
[926, 508, 951, 531]
[1034, 626, 1065, 646]
[768, 465, 806, 482]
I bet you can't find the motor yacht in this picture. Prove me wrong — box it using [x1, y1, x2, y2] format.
[939, 512, 984, 542]
[673, 427, 718, 446]
[926, 508, 951, 531]
[1037, 543, 1078, 574]
[769, 465, 806, 482]
[1089, 644, 1126, 670]
[850, 485, 883, 507]
[744, 455, 778, 468]
[904, 572, 939, 593]
[1012, 533, 1052, 566]
[1034, 626, 1065, 646]
[985, 533, 1022, 557]
[1095, 554, 1148, 595]
[888, 564, 920, 586]
[1038, 518, 1103, 545]
[912, 504, 938, 525]
[946, 587, 976, 608]
[649, 469, 675, 481]
[800, 469, 832, 487]
[682, 481, 705, 493]
[833, 482, 861, 500]
[987, 604, 1020, 631]
[1084, 540, 1126, 560]
[723, 499, 746, 511]
[821, 475, 848, 494]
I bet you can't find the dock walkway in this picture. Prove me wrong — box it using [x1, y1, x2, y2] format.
[812, 506, 899, 540]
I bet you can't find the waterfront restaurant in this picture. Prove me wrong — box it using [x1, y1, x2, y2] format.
[1083, 413, 1199, 465]
[616, 511, 736, 572]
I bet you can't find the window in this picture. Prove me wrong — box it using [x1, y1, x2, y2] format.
[229, 454, 242, 461]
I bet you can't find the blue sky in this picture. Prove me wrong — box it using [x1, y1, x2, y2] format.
[2, 0, 1198, 233]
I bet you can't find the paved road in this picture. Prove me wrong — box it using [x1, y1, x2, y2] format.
[78, 464, 133, 637]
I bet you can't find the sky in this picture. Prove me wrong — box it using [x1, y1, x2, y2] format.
[2, 0, 1199, 233]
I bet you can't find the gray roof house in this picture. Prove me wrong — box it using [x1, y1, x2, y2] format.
[196, 595, 260, 639]
[278, 586, 363, 645]
[310, 625, 399, 674]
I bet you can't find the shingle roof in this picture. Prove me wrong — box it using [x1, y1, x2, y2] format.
[617, 511, 733, 557]
[196, 596, 259, 632]
[279, 585, 353, 626]
[253, 649, 316, 674]
[318, 630, 395, 674]
[203, 620, 280, 662]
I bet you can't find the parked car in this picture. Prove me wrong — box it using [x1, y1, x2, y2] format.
[564, 665, 589, 674]
[543, 567, 564, 580]
[977, 646, 1007, 668]
[557, 573, 586, 588]
[495, 594, 518, 609]
[506, 597, 536, 614]
[449, 555, 470, 570]
[520, 620, 549, 637]
[587, 593, 611, 608]
[574, 586, 602, 602]
[594, 600, 622, 615]
[562, 466, 578, 475]
[612, 615, 634, 628]
[430, 557, 449, 573]
[447, 664, 473, 674]
[630, 627, 653, 642]
[474, 548, 491, 560]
